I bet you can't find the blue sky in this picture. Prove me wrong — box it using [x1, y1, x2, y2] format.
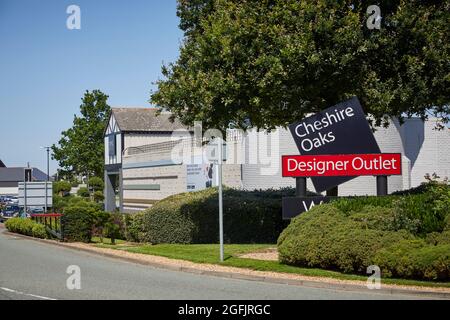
[0, 0, 182, 175]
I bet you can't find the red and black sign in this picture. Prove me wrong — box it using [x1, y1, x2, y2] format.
[288, 97, 381, 192]
[282, 153, 402, 177]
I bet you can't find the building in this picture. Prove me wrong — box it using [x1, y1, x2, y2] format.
[104, 107, 450, 212]
[0, 166, 50, 196]
[104, 108, 189, 212]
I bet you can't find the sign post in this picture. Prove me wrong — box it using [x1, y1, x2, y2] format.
[24, 168, 32, 215]
[218, 137, 224, 262]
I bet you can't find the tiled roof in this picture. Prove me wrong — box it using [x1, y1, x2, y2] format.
[111, 108, 189, 132]
[0, 167, 51, 182]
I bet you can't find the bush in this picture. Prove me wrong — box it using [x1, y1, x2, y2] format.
[277, 204, 412, 273]
[62, 206, 97, 242]
[278, 181, 450, 280]
[77, 187, 90, 198]
[374, 240, 450, 281]
[53, 181, 72, 195]
[88, 177, 104, 192]
[5, 218, 48, 239]
[140, 187, 289, 244]
[71, 180, 79, 188]
[124, 212, 145, 242]
[104, 222, 121, 245]
[32, 223, 48, 239]
[93, 191, 104, 203]
[332, 181, 450, 236]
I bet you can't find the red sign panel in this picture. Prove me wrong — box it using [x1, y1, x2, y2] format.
[282, 153, 402, 177]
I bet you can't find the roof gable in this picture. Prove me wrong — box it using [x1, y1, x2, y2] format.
[109, 108, 189, 133]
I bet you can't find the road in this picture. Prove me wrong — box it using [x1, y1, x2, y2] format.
[0, 226, 435, 300]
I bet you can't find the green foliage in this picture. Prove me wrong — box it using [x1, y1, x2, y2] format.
[53, 181, 72, 195]
[5, 218, 48, 239]
[77, 187, 90, 198]
[88, 177, 104, 192]
[62, 206, 97, 243]
[374, 240, 450, 281]
[124, 213, 145, 242]
[278, 182, 450, 280]
[140, 187, 289, 244]
[332, 182, 450, 236]
[277, 204, 412, 274]
[152, 0, 449, 130]
[93, 191, 104, 203]
[91, 210, 111, 241]
[71, 180, 80, 188]
[52, 90, 111, 178]
[32, 223, 48, 239]
[103, 222, 121, 245]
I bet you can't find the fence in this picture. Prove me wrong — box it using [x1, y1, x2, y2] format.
[31, 213, 63, 240]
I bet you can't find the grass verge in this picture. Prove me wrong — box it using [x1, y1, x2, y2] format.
[93, 241, 450, 289]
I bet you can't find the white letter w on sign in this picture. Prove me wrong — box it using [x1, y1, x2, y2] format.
[302, 201, 323, 211]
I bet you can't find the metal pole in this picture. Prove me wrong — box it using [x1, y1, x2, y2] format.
[45, 147, 49, 213]
[218, 138, 224, 262]
[295, 177, 307, 197]
[24, 167, 27, 217]
[376, 176, 388, 196]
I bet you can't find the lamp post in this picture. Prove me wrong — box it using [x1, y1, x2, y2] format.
[40, 146, 51, 213]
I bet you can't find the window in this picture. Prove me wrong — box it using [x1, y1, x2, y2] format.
[109, 135, 116, 157]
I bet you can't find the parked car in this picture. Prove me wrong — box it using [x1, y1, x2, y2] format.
[30, 207, 44, 214]
[1, 205, 21, 219]
[7, 197, 19, 205]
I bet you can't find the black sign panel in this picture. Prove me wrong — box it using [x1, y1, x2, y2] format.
[288, 97, 380, 192]
[282, 196, 334, 220]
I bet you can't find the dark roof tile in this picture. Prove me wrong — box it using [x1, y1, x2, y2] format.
[111, 108, 189, 132]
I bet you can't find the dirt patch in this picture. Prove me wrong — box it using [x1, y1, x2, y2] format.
[238, 247, 278, 261]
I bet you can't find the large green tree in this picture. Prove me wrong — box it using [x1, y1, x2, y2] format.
[52, 90, 111, 178]
[152, 0, 449, 130]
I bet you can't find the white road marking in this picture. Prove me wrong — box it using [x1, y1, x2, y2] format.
[0, 287, 57, 300]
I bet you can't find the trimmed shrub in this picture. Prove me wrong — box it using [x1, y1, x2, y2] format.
[32, 223, 48, 239]
[93, 191, 104, 203]
[88, 177, 104, 192]
[5, 218, 48, 239]
[62, 206, 96, 242]
[53, 181, 72, 195]
[277, 204, 412, 273]
[140, 188, 290, 244]
[124, 212, 145, 242]
[77, 187, 90, 198]
[374, 240, 450, 281]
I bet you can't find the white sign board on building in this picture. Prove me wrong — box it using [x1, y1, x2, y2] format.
[18, 182, 53, 208]
[187, 162, 216, 192]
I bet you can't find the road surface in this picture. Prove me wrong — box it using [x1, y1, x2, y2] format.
[0, 226, 435, 300]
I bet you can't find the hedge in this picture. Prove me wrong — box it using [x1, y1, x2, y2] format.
[278, 181, 450, 280]
[62, 206, 97, 242]
[277, 204, 413, 273]
[5, 218, 48, 239]
[374, 240, 450, 281]
[139, 187, 298, 244]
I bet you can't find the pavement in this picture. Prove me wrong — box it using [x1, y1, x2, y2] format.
[0, 226, 446, 300]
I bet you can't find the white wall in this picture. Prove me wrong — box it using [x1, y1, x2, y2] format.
[239, 118, 449, 195]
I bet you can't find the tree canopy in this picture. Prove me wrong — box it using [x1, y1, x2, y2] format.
[52, 90, 111, 178]
[151, 0, 449, 130]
